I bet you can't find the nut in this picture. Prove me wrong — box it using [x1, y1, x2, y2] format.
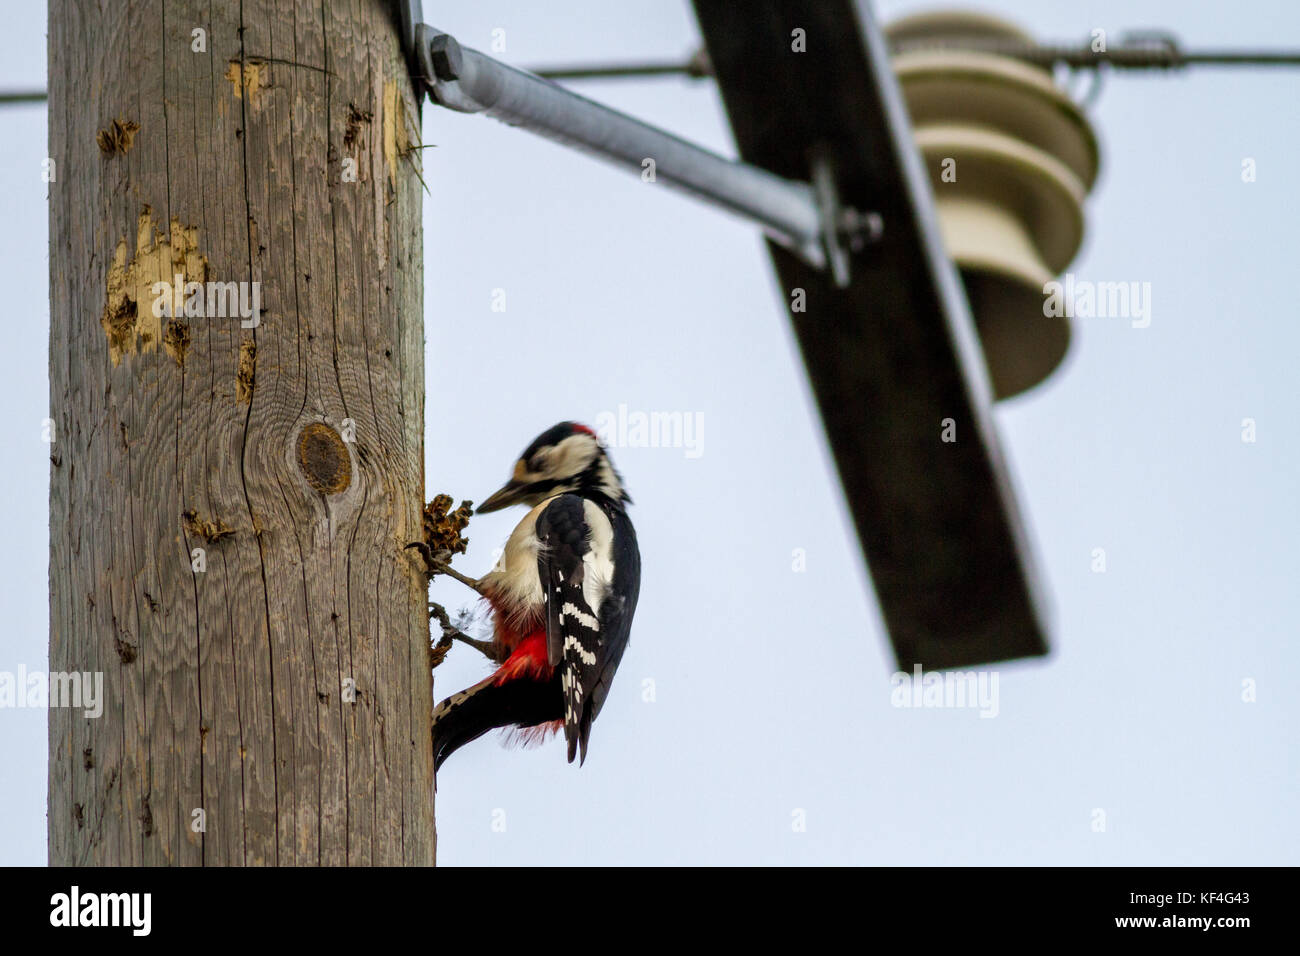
[429, 34, 464, 80]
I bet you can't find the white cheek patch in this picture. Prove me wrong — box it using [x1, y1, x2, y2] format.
[536, 434, 598, 482]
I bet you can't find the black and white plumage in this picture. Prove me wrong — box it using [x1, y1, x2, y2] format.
[430, 422, 640, 769]
[538, 493, 640, 763]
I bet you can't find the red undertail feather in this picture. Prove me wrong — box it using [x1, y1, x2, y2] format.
[492, 630, 561, 750]
[493, 630, 552, 685]
[501, 719, 564, 750]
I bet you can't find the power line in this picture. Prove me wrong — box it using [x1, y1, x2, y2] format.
[891, 36, 1300, 69]
[531, 35, 1300, 80]
[8, 36, 1299, 103]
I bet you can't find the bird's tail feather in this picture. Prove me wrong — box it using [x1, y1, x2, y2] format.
[432, 674, 562, 771]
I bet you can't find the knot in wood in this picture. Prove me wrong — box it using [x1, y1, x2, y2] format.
[297, 423, 352, 495]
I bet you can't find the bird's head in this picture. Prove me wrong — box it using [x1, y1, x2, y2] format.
[477, 422, 631, 514]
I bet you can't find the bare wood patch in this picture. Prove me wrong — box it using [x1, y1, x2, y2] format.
[163, 318, 190, 367]
[101, 206, 209, 365]
[96, 117, 139, 155]
[224, 59, 270, 102]
[235, 339, 256, 403]
[344, 102, 372, 148]
[382, 78, 424, 192]
[181, 509, 234, 543]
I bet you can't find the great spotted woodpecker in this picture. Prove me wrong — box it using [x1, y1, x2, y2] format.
[427, 422, 640, 769]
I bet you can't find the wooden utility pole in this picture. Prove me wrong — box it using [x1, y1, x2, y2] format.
[47, 0, 433, 864]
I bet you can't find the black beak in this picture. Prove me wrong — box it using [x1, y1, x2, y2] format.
[476, 480, 528, 514]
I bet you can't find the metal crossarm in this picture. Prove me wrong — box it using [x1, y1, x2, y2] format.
[691, 0, 1051, 669]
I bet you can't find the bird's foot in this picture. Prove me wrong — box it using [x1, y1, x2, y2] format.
[405, 541, 489, 598]
[429, 632, 453, 669]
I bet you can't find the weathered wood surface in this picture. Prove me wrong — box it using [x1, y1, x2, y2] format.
[48, 0, 434, 865]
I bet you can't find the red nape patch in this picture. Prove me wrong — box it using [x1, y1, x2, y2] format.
[572, 423, 596, 437]
[492, 630, 552, 685]
[500, 719, 563, 751]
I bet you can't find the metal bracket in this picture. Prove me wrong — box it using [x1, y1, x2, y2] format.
[397, 1, 426, 83]
[394, 8, 880, 285]
[811, 154, 884, 288]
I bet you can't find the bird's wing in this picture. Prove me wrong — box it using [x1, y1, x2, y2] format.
[536, 495, 635, 764]
[584, 507, 639, 739]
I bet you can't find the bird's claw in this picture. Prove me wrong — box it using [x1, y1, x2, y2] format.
[429, 632, 453, 669]
[407, 545, 489, 597]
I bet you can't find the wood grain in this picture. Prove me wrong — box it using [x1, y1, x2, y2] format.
[48, 0, 434, 865]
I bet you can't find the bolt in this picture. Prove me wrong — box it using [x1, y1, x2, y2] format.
[685, 46, 713, 78]
[839, 208, 883, 252]
[429, 33, 464, 81]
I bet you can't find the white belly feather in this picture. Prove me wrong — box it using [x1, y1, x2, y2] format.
[478, 496, 616, 620]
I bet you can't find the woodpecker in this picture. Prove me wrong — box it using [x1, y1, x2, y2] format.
[427, 422, 640, 770]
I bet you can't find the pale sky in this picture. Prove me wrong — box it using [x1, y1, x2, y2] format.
[2, 0, 1296, 865]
